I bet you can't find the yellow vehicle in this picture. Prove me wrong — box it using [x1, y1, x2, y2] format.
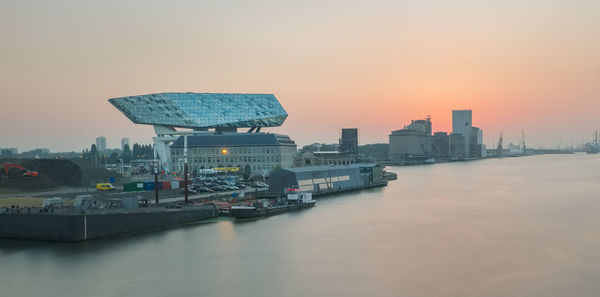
[96, 183, 115, 191]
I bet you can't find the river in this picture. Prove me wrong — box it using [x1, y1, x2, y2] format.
[2, 154, 600, 297]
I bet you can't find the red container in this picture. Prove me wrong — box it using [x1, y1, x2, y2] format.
[161, 181, 171, 190]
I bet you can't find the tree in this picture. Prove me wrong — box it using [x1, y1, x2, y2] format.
[132, 143, 141, 159]
[1, 149, 13, 158]
[108, 152, 120, 164]
[270, 164, 282, 174]
[90, 144, 98, 165]
[121, 144, 132, 164]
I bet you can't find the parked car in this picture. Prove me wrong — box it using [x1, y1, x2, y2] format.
[197, 187, 213, 193]
[96, 183, 115, 191]
[212, 185, 228, 192]
[179, 188, 197, 195]
[251, 182, 268, 188]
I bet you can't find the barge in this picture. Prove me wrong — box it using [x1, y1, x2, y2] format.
[0, 199, 217, 242]
[231, 191, 316, 219]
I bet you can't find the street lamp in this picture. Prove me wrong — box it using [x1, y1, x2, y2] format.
[153, 145, 159, 205]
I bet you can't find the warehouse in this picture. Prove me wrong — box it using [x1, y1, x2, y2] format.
[268, 163, 386, 195]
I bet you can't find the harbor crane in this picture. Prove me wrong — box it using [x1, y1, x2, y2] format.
[496, 132, 503, 157]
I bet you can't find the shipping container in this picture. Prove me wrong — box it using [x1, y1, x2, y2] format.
[143, 182, 155, 191]
[123, 182, 141, 192]
[162, 181, 172, 190]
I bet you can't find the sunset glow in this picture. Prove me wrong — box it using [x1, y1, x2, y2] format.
[1, 0, 599, 151]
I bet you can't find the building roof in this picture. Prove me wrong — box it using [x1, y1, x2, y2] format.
[170, 133, 296, 148]
[281, 163, 380, 173]
[109, 92, 287, 129]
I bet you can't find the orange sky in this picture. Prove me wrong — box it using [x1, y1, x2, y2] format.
[1, 0, 599, 152]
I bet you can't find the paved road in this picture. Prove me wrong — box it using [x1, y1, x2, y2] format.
[0, 186, 266, 204]
[0, 187, 96, 198]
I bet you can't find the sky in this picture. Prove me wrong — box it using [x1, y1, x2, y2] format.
[1, 0, 599, 152]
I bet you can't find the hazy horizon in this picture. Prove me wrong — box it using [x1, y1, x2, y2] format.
[2, 0, 599, 152]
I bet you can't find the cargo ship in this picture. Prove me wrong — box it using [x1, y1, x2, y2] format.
[230, 190, 316, 219]
[0, 197, 217, 242]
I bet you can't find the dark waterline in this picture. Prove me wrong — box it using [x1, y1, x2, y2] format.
[2, 154, 600, 297]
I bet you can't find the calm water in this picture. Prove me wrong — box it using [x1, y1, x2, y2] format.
[2, 154, 600, 297]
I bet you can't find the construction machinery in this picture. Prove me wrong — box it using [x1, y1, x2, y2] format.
[2, 162, 39, 178]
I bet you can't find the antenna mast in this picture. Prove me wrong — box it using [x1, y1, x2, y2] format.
[521, 130, 526, 155]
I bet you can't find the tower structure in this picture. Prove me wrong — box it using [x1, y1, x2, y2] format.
[339, 128, 359, 156]
[452, 110, 472, 157]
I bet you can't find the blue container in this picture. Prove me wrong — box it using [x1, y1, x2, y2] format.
[143, 182, 155, 191]
[157, 182, 163, 190]
[109, 177, 115, 183]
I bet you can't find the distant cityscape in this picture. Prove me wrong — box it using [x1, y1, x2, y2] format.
[1, 93, 598, 179]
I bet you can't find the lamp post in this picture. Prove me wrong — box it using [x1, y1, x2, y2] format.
[153, 146, 159, 205]
[184, 135, 189, 205]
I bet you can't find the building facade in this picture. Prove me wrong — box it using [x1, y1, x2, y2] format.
[452, 110, 472, 157]
[0, 148, 18, 155]
[95, 136, 107, 152]
[269, 163, 385, 195]
[339, 128, 359, 155]
[388, 118, 433, 162]
[170, 133, 296, 176]
[294, 151, 357, 167]
[449, 133, 465, 159]
[432, 132, 449, 158]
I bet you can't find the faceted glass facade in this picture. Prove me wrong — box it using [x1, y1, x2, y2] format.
[109, 93, 288, 128]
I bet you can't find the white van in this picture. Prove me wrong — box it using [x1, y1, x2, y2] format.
[42, 197, 65, 208]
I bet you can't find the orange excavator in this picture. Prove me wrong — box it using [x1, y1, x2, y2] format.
[2, 162, 39, 178]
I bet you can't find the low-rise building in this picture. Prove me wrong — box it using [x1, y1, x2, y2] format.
[389, 118, 433, 162]
[294, 151, 357, 167]
[170, 133, 297, 176]
[269, 163, 385, 195]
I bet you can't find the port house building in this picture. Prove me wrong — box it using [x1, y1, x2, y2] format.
[109, 92, 296, 175]
[170, 133, 297, 176]
[268, 163, 385, 195]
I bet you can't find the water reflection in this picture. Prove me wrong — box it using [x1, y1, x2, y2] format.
[2, 154, 600, 297]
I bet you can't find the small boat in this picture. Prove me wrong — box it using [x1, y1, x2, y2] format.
[230, 190, 316, 219]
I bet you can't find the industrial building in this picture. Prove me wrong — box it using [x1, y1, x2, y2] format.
[339, 128, 359, 156]
[432, 132, 449, 158]
[109, 92, 296, 175]
[449, 133, 466, 159]
[388, 118, 433, 162]
[268, 163, 385, 195]
[470, 127, 486, 158]
[452, 110, 472, 157]
[294, 150, 357, 167]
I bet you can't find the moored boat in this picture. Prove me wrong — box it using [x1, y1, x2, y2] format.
[231, 190, 316, 219]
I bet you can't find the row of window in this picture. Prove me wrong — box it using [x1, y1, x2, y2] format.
[190, 164, 276, 172]
[297, 176, 352, 192]
[172, 147, 281, 156]
[182, 155, 282, 164]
